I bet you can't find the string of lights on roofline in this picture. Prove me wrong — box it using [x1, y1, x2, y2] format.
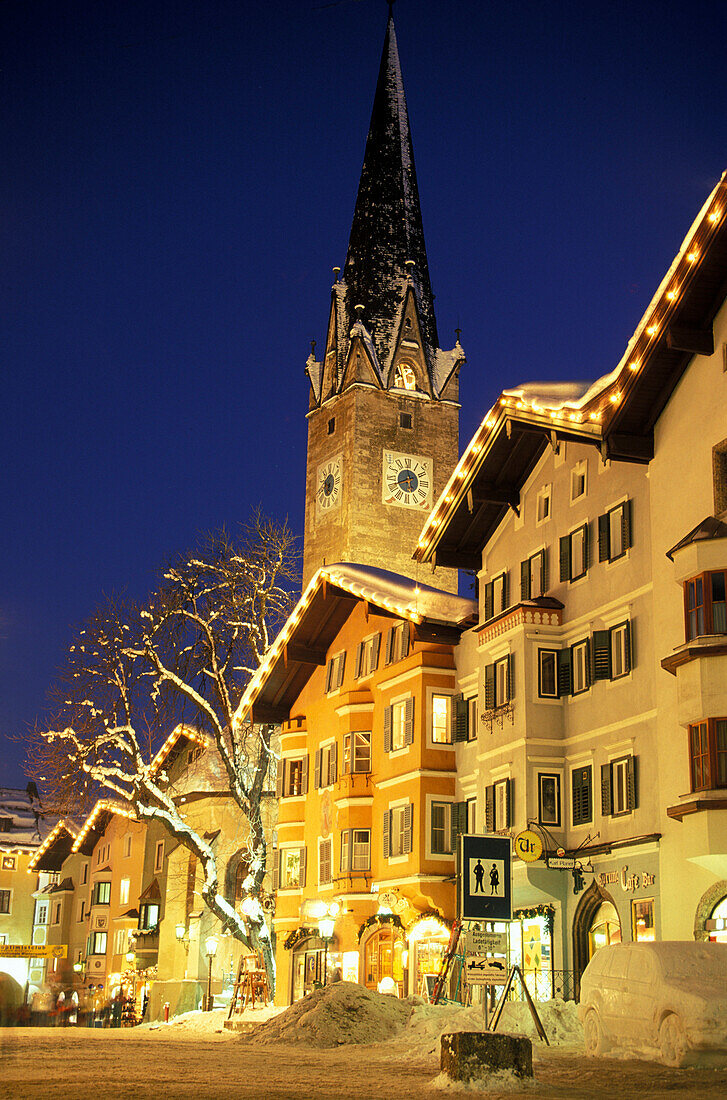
[415, 177, 726, 560]
[237, 568, 428, 722]
[71, 800, 137, 853]
[26, 819, 78, 872]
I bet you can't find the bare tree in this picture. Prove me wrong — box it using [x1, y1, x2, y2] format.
[30, 512, 299, 992]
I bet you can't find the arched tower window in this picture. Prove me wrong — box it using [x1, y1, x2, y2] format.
[392, 364, 416, 391]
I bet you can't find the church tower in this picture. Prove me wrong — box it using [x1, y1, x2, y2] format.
[303, 11, 464, 589]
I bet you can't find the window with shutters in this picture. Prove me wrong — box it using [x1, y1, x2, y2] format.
[314, 742, 337, 789]
[538, 649, 558, 698]
[538, 773, 561, 826]
[572, 640, 590, 695]
[324, 651, 346, 693]
[521, 548, 548, 599]
[343, 732, 371, 774]
[601, 755, 637, 817]
[354, 633, 382, 679]
[384, 697, 415, 752]
[430, 801, 453, 855]
[484, 778, 513, 831]
[467, 697, 478, 740]
[571, 765, 593, 826]
[384, 622, 410, 665]
[484, 654, 514, 710]
[483, 572, 508, 622]
[610, 622, 630, 679]
[589, 622, 632, 682]
[384, 803, 413, 858]
[570, 459, 587, 503]
[560, 522, 590, 583]
[281, 756, 308, 797]
[536, 485, 551, 525]
[318, 838, 332, 885]
[431, 693, 452, 744]
[689, 719, 727, 791]
[598, 500, 632, 563]
[340, 828, 371, 872]
[278, 847, 306, 889]
[467, 797, 477, 831]
[684, 571, 727, 640]
[92, 881, 111, 906]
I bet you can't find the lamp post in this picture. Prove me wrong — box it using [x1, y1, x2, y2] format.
[175, 922, 189, 981]
[205, 935, 218, 1011]
[318, 914, 335, 988]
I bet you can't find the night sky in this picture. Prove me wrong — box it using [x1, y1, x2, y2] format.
[3, 0, 727, 789]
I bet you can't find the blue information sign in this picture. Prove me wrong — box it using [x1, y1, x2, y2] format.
[459, 833, 512, 921]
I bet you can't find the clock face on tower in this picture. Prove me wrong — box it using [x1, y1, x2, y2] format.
[382, 450, 433, 509]
[316, 455, 342, 516]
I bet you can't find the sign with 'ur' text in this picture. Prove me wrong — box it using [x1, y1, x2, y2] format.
[458, 833, 512, 921]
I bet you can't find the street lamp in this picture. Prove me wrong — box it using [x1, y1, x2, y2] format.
[205, 935, 218, 1012]
[318, 913, 335, 988]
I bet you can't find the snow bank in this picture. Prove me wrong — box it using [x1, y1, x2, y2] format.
[248, 981, 412, 1047]
[140, 1004, 281, 1035]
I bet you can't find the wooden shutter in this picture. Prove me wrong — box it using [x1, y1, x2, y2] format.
[370, 632, 381, 673]
[272, 848, 279, 890]
[385, 628, 395, 664]
[557, 649, 572, 696]
[559, 535, 571, 583]
[299, 847, 307, 888]
[314, 749, 321, 790]
[592, 631, 611, 681]
[325, 658, 334, 693]
[335, 652, 346, 689]
[624, 620, 633, 673]
[452, 695, 468, 742]
[598, 513, 610, 562]
[354, 643, 364, 679]
[450, 801, 467, 850]
[506, 654, 515, 701]
[276, 759, 285, 799]
[601, 763, 612, 816]
[301, 754, 309, 795]
[572, 767, 591, 825]
[582, 522, 590, 572]
[627, 755, 637, 810]
[329, 742, 338, 785]
[505, 778, 514, 828]
[402, 803, 413, 854]
[584, 637, 593, 688]
[622, 499, 633, 551]
[484, 581, 494, 621]
[383, 810, 391, 859]
[521, 559, 531, 601]
[502, 572, 509, 609]
[541, 548, 549, 594]
[484, 664, 495, 709]
[485, 785, 495, 831]
[400, 624, 411, 660]
[404, 697, 415, 744]
[383, 705, 393, 753]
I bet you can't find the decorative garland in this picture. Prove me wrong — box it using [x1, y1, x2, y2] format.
[407, 908, 453, 934]
[357, 912, 403, 942]
[515, 904, 555, 937]
[283, 926, 318, 951]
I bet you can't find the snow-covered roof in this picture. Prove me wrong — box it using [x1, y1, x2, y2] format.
[432, 342, 465, 398]
[0, 787, 60, 853]
[322, 564, 475, 625]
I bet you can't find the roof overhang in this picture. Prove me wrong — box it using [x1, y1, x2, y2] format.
[27, 820, 78, 873]
[71, 800, 136, 856]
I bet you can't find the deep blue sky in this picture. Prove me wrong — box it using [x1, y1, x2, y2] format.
[3, 0, 727, 788]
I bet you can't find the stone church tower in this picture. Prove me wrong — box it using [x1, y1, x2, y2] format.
[303, 12, 464, 589]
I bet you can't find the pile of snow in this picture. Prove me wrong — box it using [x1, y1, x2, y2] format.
[141, 1004, 281, 1035]
[249, 981, 412, 1047]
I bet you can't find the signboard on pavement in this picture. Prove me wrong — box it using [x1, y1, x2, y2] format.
[464, 954, 509, 985]
[459, 833, 512, 921]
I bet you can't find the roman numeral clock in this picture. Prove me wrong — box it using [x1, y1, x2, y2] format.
[382, 450, 433, 510]
[316, 455, 342, 515]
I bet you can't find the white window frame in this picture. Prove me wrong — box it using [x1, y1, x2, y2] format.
[351, 829, 370, 871]
[35, 902, 47, 925]
[536, 484, 552, 526]
[494, 779, 509, 831]
[154, 840, 165, 872]
[495, 657, 510, 705]
[538, 648, 558, 699]
[610, 623, 629, 680]
[325, 651, 346, 694]
[91, 931, 107, 955]
[570, 459, 587, 503]
[538, 772, 562, 827]
[429, 690, 452, 747]
[284, 756, 307, 795]
[466, 797, 477, 832]
[612, 756, 630, 816]
[119, 878, 130, 906]
[391, 698, 408, 752]
[279, 847, 303, 890]
[427, 796, 453, 859]
[319, 740, 336, 788]
[572, 640, 589, 695]
[343, 731, 371, 774]
[388, 801, 409, 861]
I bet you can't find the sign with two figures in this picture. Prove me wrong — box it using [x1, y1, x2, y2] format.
[459, 833, 512, 922]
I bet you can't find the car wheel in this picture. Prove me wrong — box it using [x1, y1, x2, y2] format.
[659, 1013, 688, 1068]
[583, 1010, 608, 1056]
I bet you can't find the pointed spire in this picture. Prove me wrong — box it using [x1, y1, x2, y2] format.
[343, 10, 438, 374]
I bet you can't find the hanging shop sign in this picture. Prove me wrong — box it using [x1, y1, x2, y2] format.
[514, 830, 543, 863]
[547, 856, 576, 869]
[459, 833, 512, 921]
[0, 944, 67, 959]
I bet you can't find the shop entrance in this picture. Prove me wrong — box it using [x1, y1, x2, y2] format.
[588, 900, 622, 956]
[572, 883, 621, 999]
[291, 937, 327, 1002]
[363, 925, 405, 996]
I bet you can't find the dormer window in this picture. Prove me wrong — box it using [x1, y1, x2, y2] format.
[393, 364, 416, 390]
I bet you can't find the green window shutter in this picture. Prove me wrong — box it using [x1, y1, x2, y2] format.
[404, 697, 415, 744]
[582, 522, 590, 572]
[299, 847, 307, 889]
[598, 513, 610, 562]
[452, 695, 468, 742]
[624, 620, 633, 673]
[371, 633, 381, 672]
[484, 664, 495, 709]
[354, 643, 364, 679]
[592, 631, 611, 681]
[314, 749, 322, 790]
[622, 499, 633, 551]
[485, 785, 495, 832]
[559, 535, 571, 582]
[330, 742, 338, 785]
[502, 572, 509, 609]
[450, 801, 467, 850]
[383, 705, 393, 752]
[521, 559, 531, 601]
[505, 777, 514, 827]
[584, 637, 593, 688]
[557, 649, 572, 695]
[484, 582, 494, 621]
[385, 628, 395, 664]
[541, 548, 549, 594]
[325, 659, 334, 692]
[507, 654, 515, 701]
[301, 754, 309, 795]
[335, 652, 346, 689]
[403, 803, 413, 854]
[601, 763, 612, 816]
[627, 755, 637, 810]
[400, 624, 410, 660]
[382, 810, 390, 859]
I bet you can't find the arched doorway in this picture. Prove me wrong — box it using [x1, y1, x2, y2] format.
[362, 924, 405, 996]
[406, 916, 451, 999]
[694, 879, 727, 942]
[572, 883, 621, 999]
[291, 934, 330, 1002]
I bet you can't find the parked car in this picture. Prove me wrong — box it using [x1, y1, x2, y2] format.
[579, 941, 727, 1066]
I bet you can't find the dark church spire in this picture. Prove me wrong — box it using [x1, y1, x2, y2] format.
[343, 10, 438, 372]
